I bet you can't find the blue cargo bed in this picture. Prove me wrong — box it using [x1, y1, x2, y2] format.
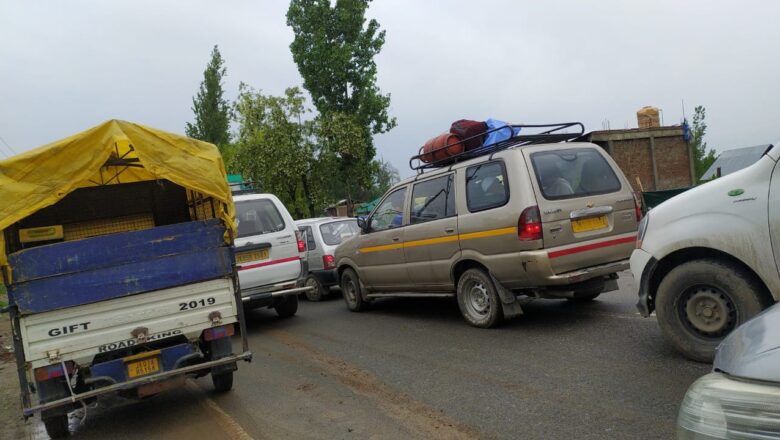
[7, 219, 233, 315]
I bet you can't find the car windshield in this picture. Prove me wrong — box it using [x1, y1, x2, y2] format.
[235, 199, 285, 238]
[319, 220, 359, 245]
[530, 148, 621, 200]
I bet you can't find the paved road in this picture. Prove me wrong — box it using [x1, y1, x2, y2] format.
[13, 271, 711, 439]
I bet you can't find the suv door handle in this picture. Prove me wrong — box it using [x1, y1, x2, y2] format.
[392, 237, 400, 242]
[444, 227, 455, 233]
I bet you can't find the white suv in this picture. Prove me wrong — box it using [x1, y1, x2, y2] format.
[233, 193, 311, 317]
[632, 143, 779, 361]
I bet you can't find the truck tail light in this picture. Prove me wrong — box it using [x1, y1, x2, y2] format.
[34, 362, 74, 382]
[295, 230, 306, 252]
[322, 255, 336, 270]
[203, 324, 235, 341]
[518, 206, 543, 241]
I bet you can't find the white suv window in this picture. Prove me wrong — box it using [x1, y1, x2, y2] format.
[236, 199, 285, 238]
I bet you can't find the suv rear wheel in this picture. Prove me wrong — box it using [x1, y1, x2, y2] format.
[655, 259, 768, 362]
[43, 413, 69, 438]
[304, 275, 327, 301]
[340, 268, 367, 312]
[457, 268, 503, 328]
[273, 295, 298, 318]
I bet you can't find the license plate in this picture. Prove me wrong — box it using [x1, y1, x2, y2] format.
[127, 357, 160, 378]
[571, 215, 608, 233]
[236, 248, 269, 264]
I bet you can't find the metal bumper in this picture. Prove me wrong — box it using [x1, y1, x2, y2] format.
[23, 351, 253, 417]
[631, 251, 658, 317]
[241, 285, 313, 304]
[542, 259, 630, 285]
[311, 269, 338, 286]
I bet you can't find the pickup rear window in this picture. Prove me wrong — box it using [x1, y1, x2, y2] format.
[236, 199, 285, 238]
[530, 148, 621, 200]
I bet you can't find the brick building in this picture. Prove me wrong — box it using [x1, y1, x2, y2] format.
[581, 126, 695, 192]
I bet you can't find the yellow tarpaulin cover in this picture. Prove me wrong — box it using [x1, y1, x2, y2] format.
[0, 119, 236, 272]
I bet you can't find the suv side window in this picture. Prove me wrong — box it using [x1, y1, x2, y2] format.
[370, 187, 407, 232]
[411, 174, 456, 224]
[466, 161, 509, 212]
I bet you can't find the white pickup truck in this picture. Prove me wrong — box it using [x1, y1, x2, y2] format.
[0, 120, 252, 438]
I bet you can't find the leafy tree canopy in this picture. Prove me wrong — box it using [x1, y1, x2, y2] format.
[186, 45, 232, 152]
[689, 105, 717, 182]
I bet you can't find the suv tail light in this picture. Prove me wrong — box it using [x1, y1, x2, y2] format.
[295, 230, 306, 252]
[518, 206, 543, 241]
[322, 255, 336, 270]
[633, 192, 643, 222]
[34, 362, 74, 383]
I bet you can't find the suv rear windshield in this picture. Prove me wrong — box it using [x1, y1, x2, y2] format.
[236, 198, 285, 238]
[530, 148, 621, 200]
[320, 220, 359, 245]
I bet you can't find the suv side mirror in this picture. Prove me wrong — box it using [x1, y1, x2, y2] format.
[356, 216, 369, 232]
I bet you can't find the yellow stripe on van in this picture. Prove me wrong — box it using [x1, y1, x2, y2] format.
[358, 226, 517, 253]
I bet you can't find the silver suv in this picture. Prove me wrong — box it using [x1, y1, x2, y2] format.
[296, 217, 360, 301]
[335, 137, 640, 328]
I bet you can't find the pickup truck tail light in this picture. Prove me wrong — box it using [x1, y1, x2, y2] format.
[203, 324, 235, 341]
[323, 255, 336, 270]
[518, 206, 543, 241]
[34, 362, 74, 382]
[295, 230, 306, 252]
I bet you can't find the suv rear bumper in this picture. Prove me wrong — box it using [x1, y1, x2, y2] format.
[241, 282, 313, 306]
[311, 269, 338, 287]
[537, 258, 629, 285]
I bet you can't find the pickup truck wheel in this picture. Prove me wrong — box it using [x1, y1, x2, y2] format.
[304, 276, 326, 301]
[212, 371, 234, 392]
[655, 259, 768, 362]
[340, 268, 367, 312]
[274, 295, 298, 318]
[457, 268, 503, 328]
[43, 414, 69, 438]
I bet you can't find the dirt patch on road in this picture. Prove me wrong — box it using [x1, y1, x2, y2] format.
[0, 310, 32, 440]
[268, 329, 481, 440]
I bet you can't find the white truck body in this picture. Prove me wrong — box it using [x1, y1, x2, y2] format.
[20, 278, 238, 370]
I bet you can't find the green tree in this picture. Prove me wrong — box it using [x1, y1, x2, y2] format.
[367, 158, 399, 199]
[186, 45, 232, 154]
[690, 105, 717, 182]
[287, 0, 396, 205]
[232, 85, 319, 218]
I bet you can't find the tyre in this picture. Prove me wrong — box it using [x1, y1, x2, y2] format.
[212, 372, 234, 392]
[43, 414, 69, 438]
[456, 268, 503, 328]
[304, 275, 326, 302]
[273, 294, 299, 318]
[340, 268, 367, 312]
[655, 259, 769, 362]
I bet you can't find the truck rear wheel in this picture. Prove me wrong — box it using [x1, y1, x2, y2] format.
[43, 414, 69, 438]
[212, 371, 234, 392]
[274, 295, 298, 318]
[655, 259, 768, 362]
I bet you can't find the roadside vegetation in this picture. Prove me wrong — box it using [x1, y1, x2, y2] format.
[185, 0, 399, 219]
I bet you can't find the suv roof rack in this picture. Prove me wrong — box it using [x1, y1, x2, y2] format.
[409, 122, 585, 172]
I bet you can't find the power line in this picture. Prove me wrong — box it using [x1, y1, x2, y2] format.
[0, 134, 17, 155]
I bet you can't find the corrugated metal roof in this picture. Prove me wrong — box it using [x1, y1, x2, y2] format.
[701, 144, 771, 180]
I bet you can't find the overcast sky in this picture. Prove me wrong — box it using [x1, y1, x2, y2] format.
[1, 0, 779, 178]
